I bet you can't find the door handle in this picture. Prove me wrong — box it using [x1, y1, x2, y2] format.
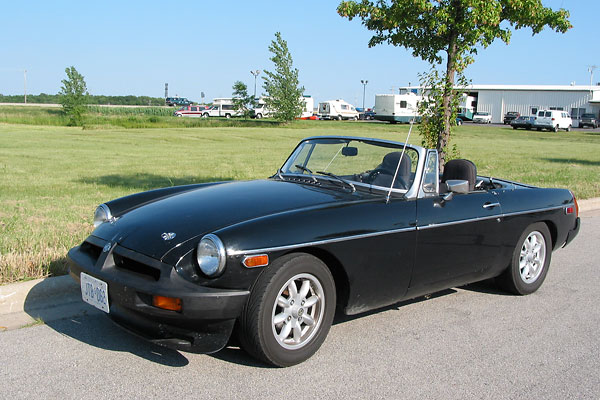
[483, 202, 500, 209]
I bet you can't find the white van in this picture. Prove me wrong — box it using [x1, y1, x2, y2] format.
[318, 99, 359, 120]
[202, 103, 239, 118]
[533, 110, 572, 132]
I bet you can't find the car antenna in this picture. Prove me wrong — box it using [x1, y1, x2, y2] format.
[386, 115, 415, 203]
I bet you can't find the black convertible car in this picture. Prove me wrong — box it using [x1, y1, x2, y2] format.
[68, 136, 580, 367]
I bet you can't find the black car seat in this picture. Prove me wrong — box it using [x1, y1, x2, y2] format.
[441, 159, 477, 191]
[371, 152, 412, 189]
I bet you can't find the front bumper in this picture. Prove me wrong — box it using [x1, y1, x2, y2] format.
[67, 236, 249, 353]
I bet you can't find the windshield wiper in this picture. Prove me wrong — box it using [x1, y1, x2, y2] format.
[315, 171, 355, 192]
[295, 164, 317, 182]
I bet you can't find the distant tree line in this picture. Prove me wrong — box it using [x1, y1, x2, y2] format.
[0, 93, 166, 106]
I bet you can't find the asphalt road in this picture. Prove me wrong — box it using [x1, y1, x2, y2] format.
[0, 215, 598, 399]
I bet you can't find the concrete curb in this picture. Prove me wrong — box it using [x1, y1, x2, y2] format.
[1, 197, 599, 332]
[0, 275, 85, 331]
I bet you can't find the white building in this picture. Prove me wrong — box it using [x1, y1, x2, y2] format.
[458, 85, 600, 124]
[408, 84, 600, 125]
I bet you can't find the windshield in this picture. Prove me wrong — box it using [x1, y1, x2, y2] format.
[281, 138, 419, 192]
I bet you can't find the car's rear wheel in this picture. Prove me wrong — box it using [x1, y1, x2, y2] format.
[566, 125, 571, 132]
[225, 114, 231, 119]
[512, 126, 517, 130]
[255, 113, 263, 119]
[337, 115, 342, 121]
[238, 253, 336, 367]
[498, 222, 552, 295]
[553, 124, 559, 132]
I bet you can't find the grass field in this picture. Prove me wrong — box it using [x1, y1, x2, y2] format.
[1, 120, 599, 284]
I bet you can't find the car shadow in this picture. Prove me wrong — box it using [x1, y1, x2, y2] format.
[459, 278, 512, 296]
[332, 288, 458, 325]
[23, 278, 189, 367]
[76, 173, 234, 191]
[540, 157, 600, 167]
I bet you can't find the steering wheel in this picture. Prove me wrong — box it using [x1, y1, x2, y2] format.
[366, 168, 393, 183]
[366, 168, 408, 189]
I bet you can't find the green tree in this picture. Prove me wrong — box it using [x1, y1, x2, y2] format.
[338, 0, 571, 167]
[232, 81, 255, 119]
[263, 32, 305, 122]
[59, 66, 89, 126]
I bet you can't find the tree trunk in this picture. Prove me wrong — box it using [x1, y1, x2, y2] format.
[437, 40, 457, 172]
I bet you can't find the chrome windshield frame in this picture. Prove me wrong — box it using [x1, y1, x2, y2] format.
[279, 136, 428, 199]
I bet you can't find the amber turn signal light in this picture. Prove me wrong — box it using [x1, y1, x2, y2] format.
[243, 254, 269, 268]
[152, 295, 182, 311]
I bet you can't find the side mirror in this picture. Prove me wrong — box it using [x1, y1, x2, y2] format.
[445, 179, 469, 194]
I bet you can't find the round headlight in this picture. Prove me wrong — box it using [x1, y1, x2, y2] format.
[93, 204, 113, 227]
[196, 234, 226, 277]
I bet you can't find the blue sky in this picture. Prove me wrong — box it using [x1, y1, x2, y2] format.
[1, 0, 597, 107]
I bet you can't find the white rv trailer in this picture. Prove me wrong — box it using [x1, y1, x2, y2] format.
[251, 96, 315, 119]
[373, 93, 421, 123]
[318, 99, 359, 120]
[301, 96, 315, 118]
[457, 94, 477, 121]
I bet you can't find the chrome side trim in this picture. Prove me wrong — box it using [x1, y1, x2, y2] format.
[501, 204, 567, 218]
[417, 204, 567, 231]
[227, 226, 417, 256]
[417, 214, 501, 230]
[228, 204, 569, 256]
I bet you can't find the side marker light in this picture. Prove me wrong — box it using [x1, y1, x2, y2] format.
[152, 295, 182, 311]
[243, 254, 269, 268]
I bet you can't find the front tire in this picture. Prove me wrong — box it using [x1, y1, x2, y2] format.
[498, 222, 552, 295]
[238, 253, 336, 367]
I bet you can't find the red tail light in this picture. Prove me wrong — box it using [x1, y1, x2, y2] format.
[567, 191, 579, 217]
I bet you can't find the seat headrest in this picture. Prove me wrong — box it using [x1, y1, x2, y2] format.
[381, 152, 411, 174]
[442, 159, 477, 191]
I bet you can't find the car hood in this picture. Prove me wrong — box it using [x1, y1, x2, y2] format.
[92, 179, 356, 261]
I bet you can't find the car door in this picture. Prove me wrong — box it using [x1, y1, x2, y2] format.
[408, 152, 504, 295]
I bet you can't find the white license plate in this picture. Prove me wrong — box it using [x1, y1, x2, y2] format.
[80, 272, 110, 313]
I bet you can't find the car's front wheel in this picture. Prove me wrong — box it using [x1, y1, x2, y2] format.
[498, 222, 552, 295]
[238, 253, 336, 367]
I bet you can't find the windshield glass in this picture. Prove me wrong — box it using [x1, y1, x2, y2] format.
[281, 138, 419, 192]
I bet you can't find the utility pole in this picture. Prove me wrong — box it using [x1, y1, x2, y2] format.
[360, 80, 368, 109]
[24, 69, 27, 104]
[588, 65, 598, 92]
[250, 70, 260, 99]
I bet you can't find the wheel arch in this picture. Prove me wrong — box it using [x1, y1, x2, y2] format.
[279, 247, 350, 313]
[541, 219, 558, 250]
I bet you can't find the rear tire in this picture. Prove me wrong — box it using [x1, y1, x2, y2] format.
[566, 125, 571, 132]
[553, 124, 559, 132]
[225, 114, 231, 119]
[238, 253, 336, 367]
[498, 222, 552, 295]
[337, 115, 342, 121]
